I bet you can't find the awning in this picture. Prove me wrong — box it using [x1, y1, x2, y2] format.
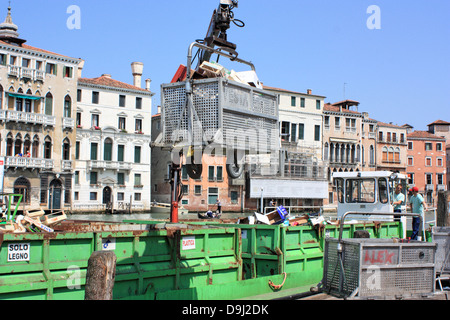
[7, 93, 42, 101]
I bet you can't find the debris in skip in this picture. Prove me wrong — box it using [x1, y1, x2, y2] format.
[0, 208, 66, 233]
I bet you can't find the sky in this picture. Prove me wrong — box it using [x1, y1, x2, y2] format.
[6, 0, 450, 131]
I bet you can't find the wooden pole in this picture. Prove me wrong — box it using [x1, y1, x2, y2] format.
[85, 251, 117, 300]
[437, 191, 450, 227]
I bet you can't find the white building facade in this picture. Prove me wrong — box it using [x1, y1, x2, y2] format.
[73, 68, 153, 212]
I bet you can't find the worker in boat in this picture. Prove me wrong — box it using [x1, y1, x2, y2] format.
[409, 186, 427, 241]
[392, 184, 404, 222]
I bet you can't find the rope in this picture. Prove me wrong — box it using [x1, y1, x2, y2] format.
[269, 272, 287, 290]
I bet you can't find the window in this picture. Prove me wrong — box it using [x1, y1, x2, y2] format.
[181, 165, 188, 180]
[46, 63, 57, 75]
[0, 53, 6, 65]
[407, 173, 415, 185]
[14, 177, 31, 204]
[437, 158, 443, 167]
[117, 145, 124, 162]
[392, 133, 397, 143]
[217, 166, 223, 181]
[208, 166, 215, 181]
[335, 178, 344, 203]
[119, 95, 126, 107]
[45, 93, 53, 116]
[117, 192, 124, 201]
[314, 125, 320, 141]
[91, 114, 99, 127]
[425, 143, 432, 151]
[194, 185, 202, 195]
[291, 96, 296, 107]
[182, 185, 189, 195]
[76, 112, 81, 127]
[407, 156, 414, 166]
[117, 173, 125, 185]
[74, 171, 80, 185]
[281, 121, 290, 141]
[135, 193, 141, 201]
[44, 137, 52, 159]
[74, 192, 79, 201]
[379, 131, 383, 141]
[208, 187, 219, 205]
[90, 192, 97, 201]
[135, 119, 143, 133]
[134, 174, 141, 186]
[335, 117, 340, 130]
[291, 124, 297, 142]
[62, 139, 70, 160]
[22, 58, 30, 68]
[408, 142, 413, 150]
[92, 91, 99, 104]
[300, 97, 305, 108]
[231, 191, 239, 204]
[425, 173, 432, 185]
[118, 117, 126, 130]
[134, 146, 141, 163]
[90, 143, 98, 160]
[425, 157, 432, 166]
[90, 172, 98, 185]
[387, 132, 391, 142]
[378, 178, 388, 204]
[316, 100, 321, 110]
[64, 95, 71, 117]
[77, 89, 82, 102]
[298, 123, 304, 140]
[136, 97, 142, 109]
[64, 66, 73, 78]
[400, 133, 405, 143]
[345, 178, 375, 203]
[104, 138, 113, 161]
[436, 143, 442, 151]
[437, 174, 444, 185]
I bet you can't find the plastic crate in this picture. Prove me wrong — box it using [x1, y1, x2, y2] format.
[323, 238, 436, 299]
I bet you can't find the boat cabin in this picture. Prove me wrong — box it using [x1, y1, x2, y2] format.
[333, 171, 408, 221]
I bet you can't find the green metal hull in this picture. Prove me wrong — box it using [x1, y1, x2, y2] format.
[0, 220, 402, 300]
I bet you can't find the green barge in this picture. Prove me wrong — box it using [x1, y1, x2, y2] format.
[0, 218, 403, 300]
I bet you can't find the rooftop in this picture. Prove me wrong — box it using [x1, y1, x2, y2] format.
[79, 74, 152, 94]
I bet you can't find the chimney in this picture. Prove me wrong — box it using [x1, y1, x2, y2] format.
[131, 62, 144, 88]
[77, 59, 85, 78]
[307, 89, 312, 95]
[157, 105, 161, 114]
[101, 74, 112, 78]
[145, 78, 151, 91]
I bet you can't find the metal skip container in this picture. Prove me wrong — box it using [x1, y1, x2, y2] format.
[161, 77, 279, 152]
[323, 238, 436, 299]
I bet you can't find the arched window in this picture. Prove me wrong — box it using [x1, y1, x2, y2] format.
[62, 138, 70, 160]
[32, 135, 39, 158]
[45, 92, 53, 116]
[23, 134, 31, 157]
[324, 143, 329, 161]
[382, 146, 388, 162]
[14, 134, 22, 156]
[104, 138, 113, 161]
[370, 145, 375, 165]
[64, 95, 71, 118]
[44, 136, 52, 159]
[14, 177, 31, 203]
[394, 147, 400, 163]
[6, 133, 13, 156]
[388, 147, 394, 162]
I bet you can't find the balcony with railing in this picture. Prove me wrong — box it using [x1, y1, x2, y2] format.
[2, 110, 55, 126]
[62, 160, 73, 171]
[8, 65, 46, 82]
[87, 160, 132, 172]
[62, 117, 75, 129]
[6, 156, 54, 170]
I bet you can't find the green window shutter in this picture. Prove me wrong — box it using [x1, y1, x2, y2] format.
[104, 141, 112, 161]
[91, 143, 98, 160]
[117, 173, 125, 185]
[298, 123, 304, 140]
[315, 125, 321, 141]
[134, 146, 141, 163]
[117, 145, 124, 162]
[45, 96, 53, 115]
[75, 141, 80, 160]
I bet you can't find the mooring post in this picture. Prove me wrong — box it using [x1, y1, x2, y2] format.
[85, 251, 117, 300]
[437, 191, 450, 227]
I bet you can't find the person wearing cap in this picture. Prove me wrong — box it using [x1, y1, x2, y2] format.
[409, 187, 426, 240]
